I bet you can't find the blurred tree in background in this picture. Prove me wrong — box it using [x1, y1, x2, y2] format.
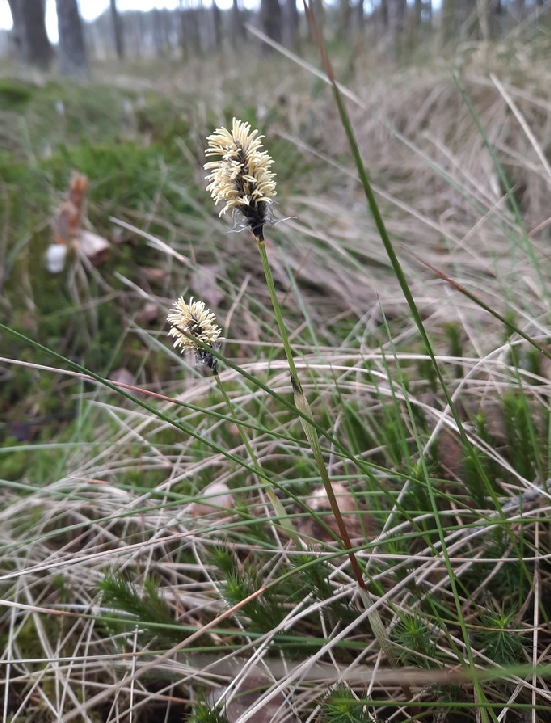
[55, 0, 88, 75]
[4, 0, 551, 68]
[7, 0, 52, 69]
[109, 0, 124, 60]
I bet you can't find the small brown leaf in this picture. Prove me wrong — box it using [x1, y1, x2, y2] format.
[52, 172, 88, 246]
[299, 482, 379, 543]
[141, 267, 166, 282]
[76, 230, 110, 260]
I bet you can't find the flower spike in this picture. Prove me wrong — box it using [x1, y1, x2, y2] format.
[167, 297, 222, 376]
[204, 118, 277, 240]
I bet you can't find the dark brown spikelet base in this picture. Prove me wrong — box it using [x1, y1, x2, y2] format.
[194, 341, 221, 377]
[242, 199, 269, 241]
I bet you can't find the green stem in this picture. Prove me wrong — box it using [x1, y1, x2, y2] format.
[215, 374, 300, 545]
[256, 239, 365, 582]
[257, 239, 302, 386]
[256, 236, 403, 674]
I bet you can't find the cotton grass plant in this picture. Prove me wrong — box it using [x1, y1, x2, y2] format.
[201, 116, 411, 696]
[202, 118, 370, 560]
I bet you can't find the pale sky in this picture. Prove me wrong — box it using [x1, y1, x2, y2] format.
[0, 1, 185, 42]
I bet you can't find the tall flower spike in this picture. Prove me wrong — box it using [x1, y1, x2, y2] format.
[167, 297, 222, 376]
[205, 118, 277, 241]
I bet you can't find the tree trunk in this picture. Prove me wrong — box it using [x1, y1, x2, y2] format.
[231, 0, 245, 47]
[393, 0, 406, 34]
[55, 0, 88, 76]
[8, 0, 52, 69]
[380, 0, 389, 28]
[182, 3, 200, 55]
[282, 0, 299, 48]
[260, 0, 282, 47]
[152, 8, 165, 56]
[414, 0, 423, 27]
[109, 0, 124, 60]
[135, 11, 144, 58]
[389, 0, 406, 53]
[161, 9, 173, 53]
[191, 7, 201, 54]
[212, 0, 222, 50]
[404, 0, 423, 51]
[178, 0, 188, 56]
[356, 0, 364, 27]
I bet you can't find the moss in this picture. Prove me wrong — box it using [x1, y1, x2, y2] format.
[0, 79, 36, 109]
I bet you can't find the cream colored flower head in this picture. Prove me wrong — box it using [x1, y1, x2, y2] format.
[167, 297, 221, 352]
[204, 117, 276, 241]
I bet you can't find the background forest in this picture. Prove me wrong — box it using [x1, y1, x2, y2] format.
[3, 1, 551, 722]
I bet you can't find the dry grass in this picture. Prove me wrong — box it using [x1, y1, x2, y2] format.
[2, 35, 551, 722]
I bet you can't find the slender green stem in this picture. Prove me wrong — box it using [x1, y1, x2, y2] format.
[215, 374, 300, 544]
[256, 236, 406, 677]
[257, 239, 302, 387]
[256, 239, 366, 581]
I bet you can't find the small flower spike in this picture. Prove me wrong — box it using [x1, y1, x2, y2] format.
[205, 118, 277, 241]
[167, 297, 222, 376]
